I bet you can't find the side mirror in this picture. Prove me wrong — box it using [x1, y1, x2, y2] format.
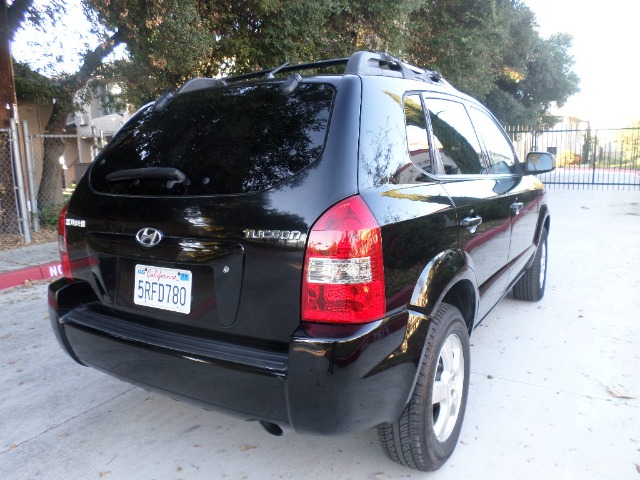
[524, 152, 555, 174]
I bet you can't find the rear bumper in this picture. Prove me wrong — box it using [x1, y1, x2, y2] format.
[49, 278, 429, 435]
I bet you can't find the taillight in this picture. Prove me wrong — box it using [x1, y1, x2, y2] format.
[302, 195, 385, 324]
[57, 204, 73, 279]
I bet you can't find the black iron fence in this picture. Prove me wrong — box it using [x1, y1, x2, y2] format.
[506, 125, 640, 190]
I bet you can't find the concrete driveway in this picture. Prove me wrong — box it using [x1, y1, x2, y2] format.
[1, 190, 639, 479]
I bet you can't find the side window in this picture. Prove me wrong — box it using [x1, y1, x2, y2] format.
[468, 107, 517, 174]
[404, 94, 432, 174]
[424, 98, 484, 175]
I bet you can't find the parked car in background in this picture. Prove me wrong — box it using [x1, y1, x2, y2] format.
[49, 51, 554, 471]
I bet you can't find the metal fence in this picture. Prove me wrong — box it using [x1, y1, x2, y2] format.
[507, 125, 640, 190]
[1, 119, 106, 244]
[0, 128, 17, 236]
[0, 125, 31, 239]
[29, 130, 80, 230]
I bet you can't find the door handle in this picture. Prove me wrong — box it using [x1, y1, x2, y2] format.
[511, 202, 524, 215]
[460, 216, 483, 233]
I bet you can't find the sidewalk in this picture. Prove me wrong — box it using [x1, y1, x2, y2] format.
[0, 242, 61, 290]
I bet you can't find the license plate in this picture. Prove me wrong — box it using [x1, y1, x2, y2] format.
[134, 265, 192, 314]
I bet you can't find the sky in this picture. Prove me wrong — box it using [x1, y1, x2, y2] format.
[11, 0, 125, 76]
[525, 0, 640, 128]
[11, 0, 640, 129]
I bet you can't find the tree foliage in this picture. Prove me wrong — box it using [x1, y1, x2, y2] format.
[4, 0, 581, 217]
[85, 0, 422, 105]
[486, 33, 580, 124]
[16, 0, 580, 125]
[617, 120, 640, 165]
[82, 0, 578, 125]
[8, 0, 123, 206]
[5, 0, 66, 40]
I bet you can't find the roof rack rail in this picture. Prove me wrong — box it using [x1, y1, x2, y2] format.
[176, 77, 227, 94]
[168, 51, 446, 100]
[344, 51, 446, 84]
[227, 57, 350, 83]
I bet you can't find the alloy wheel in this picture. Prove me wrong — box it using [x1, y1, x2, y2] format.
[431, 333, 465, 442]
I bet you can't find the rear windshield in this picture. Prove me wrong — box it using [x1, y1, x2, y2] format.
[90, 82, 335, 196]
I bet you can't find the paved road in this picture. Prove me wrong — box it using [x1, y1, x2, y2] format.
[540, 167, 640, 188]
[1, 190, 639, 479]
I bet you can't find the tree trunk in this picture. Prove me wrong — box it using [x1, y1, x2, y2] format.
[38, 136, 65, 208]
[33, 30, 124, 210]
[37, 101, 66, 208]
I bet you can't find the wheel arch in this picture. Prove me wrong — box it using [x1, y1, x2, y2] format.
[386, 250, 478, 428]
[523, 203, 550, 272]
[409, 249, 478, 335]
[535, 202, 551, 246]
[441, 281, 476, 335]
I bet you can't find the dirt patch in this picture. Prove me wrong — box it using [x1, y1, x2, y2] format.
[0, 227, 57, 251]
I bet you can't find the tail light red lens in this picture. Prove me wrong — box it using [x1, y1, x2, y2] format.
[57, 204, 73, 279]
[302, 195, 385, 324]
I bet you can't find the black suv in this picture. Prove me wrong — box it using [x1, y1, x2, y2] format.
[49, 51, 554, 471]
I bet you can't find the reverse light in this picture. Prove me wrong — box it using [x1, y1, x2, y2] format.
[302, 195, 385, 324]
[57, 204, 73, 279]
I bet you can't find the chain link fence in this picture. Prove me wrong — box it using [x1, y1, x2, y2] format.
[0, 126, 29, 239]
[1, 120, 106, 245]
[0, 128, 16, 235]
[29, 131, 80, 230]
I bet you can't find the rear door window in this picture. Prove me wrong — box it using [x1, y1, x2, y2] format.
[423, 97, 484, 175]
[90, 83, 335, 196]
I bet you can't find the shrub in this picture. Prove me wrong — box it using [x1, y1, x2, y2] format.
[556, 150, 582, 167]
[39, 203, 64, 227]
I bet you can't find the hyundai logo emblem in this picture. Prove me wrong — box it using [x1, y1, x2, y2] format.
[136, 227, 163, 248]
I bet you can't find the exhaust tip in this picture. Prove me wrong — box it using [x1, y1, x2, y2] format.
[259, 420, 283, 436]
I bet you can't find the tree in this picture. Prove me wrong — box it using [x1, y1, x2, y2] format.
[85, 0, 420, 106]
[16, 0, 580, 133]
[486, 32, 580, 125]
[1, 0, 67, 125]
[405, 0, 512, 99]
[617, 120, 640, 167]
[402, 0, 579, 125]
[4, 0, 579, 234]
[83, 0, 578, 128]
[1, 0, 36, 233]
[9, 0, 123, 207]
[582, 123, 592, 165]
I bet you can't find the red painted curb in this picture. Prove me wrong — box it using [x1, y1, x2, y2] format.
[0, 261, 62, 290]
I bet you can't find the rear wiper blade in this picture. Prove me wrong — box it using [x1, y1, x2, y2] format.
[106, 167, 187, 188]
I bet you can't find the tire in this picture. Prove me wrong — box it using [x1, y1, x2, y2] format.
[513, 227, 548, 301]
[378, 303, 470, 471]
